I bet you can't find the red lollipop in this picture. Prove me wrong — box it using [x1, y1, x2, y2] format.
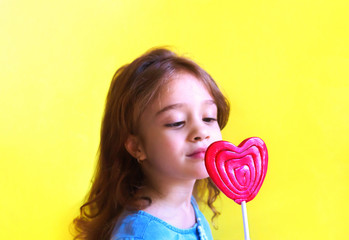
[205, 137, 268, 240]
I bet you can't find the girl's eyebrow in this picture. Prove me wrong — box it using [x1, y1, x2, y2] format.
[204, 99, 216, 106]
[155, 100, 216, 116]
[156, 103, 184, 116]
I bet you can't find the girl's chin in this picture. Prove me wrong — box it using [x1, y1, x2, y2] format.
[195, 170, 210, 180]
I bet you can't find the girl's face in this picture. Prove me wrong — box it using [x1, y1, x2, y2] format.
[134, 72, 222, 183]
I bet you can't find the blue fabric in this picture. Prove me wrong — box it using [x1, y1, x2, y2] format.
[110, 197, 213, 240]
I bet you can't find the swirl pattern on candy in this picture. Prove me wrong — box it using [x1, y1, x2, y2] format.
[205, 137, 268, 204]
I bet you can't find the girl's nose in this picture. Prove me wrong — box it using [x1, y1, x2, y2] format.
[189, 123, 210, 142]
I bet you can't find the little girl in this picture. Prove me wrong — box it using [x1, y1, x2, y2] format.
[73, 48, 230, 240]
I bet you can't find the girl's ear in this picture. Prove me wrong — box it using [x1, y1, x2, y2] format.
[124, 135, 147, 161]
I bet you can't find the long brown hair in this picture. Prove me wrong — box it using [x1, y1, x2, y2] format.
[73, 48, 230, 240]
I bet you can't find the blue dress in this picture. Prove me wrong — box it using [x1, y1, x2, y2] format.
[110, 197, 213, 240]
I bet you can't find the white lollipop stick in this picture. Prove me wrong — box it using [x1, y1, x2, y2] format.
[241, 201, 250, 240]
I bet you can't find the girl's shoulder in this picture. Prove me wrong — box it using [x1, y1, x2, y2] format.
[110, 207, 206, 240]
[110, 211, 151, 240]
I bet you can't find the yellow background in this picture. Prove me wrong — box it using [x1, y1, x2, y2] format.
[1, 0, 348, 239]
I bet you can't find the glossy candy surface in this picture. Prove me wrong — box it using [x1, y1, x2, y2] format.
[205, 137, 268, 204]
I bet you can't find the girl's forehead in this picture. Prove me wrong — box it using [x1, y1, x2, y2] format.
[136, 71, 218, 130]
[159, 72, 210, 95]
[153, 73, 214, 108]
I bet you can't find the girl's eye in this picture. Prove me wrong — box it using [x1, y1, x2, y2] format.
[203, 117, 217, 123]
[165, 121, 185, 128]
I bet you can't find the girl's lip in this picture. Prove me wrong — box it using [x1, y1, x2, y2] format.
[187, 148, 207, 159]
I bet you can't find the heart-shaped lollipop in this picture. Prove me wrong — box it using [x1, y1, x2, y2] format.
[205, 137, 268, 204]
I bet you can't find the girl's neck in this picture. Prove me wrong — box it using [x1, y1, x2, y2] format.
[145, 181, 195, 206]
[139, 178, 197, 229]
